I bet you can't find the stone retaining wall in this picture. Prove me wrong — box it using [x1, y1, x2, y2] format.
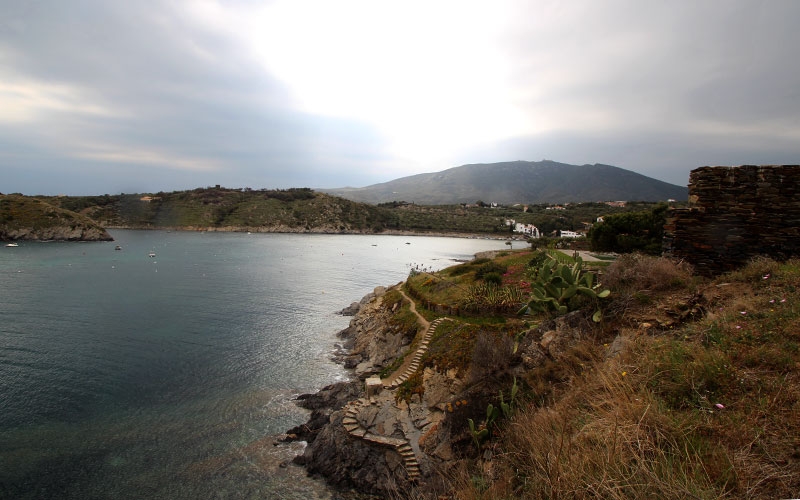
[664, 165, 800, 275]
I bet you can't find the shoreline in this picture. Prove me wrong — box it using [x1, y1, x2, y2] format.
[103, 225, 526, 241]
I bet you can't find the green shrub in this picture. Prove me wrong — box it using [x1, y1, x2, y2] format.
[483, 272, 503, 285]
[475, 261, 508, 279]
[588, 204, 668, 254]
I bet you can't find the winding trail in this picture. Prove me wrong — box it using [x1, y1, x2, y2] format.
[339, 286, 454, 482]
[381, 288, 450, 388]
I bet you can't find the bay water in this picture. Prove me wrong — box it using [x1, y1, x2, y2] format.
[0, 230, 508, 499]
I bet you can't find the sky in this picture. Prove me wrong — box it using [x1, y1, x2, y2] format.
[1, 0, 799, 196]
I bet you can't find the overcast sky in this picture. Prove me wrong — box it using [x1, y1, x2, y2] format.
[2, 0, 799, 195]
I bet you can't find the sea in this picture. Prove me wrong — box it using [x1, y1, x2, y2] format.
[0, 230, 508, 499]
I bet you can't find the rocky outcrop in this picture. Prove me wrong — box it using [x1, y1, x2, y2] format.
[292, 286, 601, 497]
[1, 195, 113, 242]
[517, 310, 596, 369]
[338, 286, 414, 377]
[338, 287, 386, 316]
[291, 287, 463, 495]
[1, 224, 113, 242]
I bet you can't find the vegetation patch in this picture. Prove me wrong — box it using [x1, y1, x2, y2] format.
[441, 257, 800, 500]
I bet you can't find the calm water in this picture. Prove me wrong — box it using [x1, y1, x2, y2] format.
[0, 230, 507, 499]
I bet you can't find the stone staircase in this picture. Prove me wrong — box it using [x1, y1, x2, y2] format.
[339, 288, 456, 483]
[383, 317, 452, 389]
[341, 398, 421, 481]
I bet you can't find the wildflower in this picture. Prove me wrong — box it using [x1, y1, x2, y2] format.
[714, 403, 725, 410]
[763, 274, 770, 280]
[770, 299, 775, 303]
[740, 311, 747, 315]
[781, 298, 787, 303]
[621, 371, 627, 377]
[736, 325, 742, 329]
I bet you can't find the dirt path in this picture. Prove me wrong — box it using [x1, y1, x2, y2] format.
[399, 288, 430, 329]
[556, 249, 612, 262]
[380, 288, 431, 387]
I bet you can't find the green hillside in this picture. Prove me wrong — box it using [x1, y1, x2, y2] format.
[43, 188, 399, 232]
[0, 194, 113, 241]
[33, 187, 673, 237]
[396, 250, 800, 498]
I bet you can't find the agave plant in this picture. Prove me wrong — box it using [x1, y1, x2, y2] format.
[519, 255, 610, 322]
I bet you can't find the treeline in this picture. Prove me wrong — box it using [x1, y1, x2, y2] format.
[588, 204, 668, 255]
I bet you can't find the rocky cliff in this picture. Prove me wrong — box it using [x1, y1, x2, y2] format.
[288, 283, 602, 497]
[0, 195, 113, 241]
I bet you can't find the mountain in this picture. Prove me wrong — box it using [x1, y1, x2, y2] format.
[0, 194, 113, 241]
[321, 160, 688, 205]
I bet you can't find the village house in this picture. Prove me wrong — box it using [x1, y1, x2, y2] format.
[514, 222, 541, 238]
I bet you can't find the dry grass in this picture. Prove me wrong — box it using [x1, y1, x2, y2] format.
[603, 253, 695, 293]
[435, 257, 800, 500]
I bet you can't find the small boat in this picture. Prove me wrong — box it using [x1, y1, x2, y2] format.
[115, 245, 122, 251]
[5, 243, 19, 247]
[148, 251, 156, 258]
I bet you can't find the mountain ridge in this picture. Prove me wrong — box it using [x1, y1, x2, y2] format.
[320, 160, 687, 205]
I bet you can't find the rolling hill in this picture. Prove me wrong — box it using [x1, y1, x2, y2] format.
[0, 194, 113, 241]
[321, 160, 688, 205]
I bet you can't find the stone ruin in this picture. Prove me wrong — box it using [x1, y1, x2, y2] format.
[664, 165, 800, 275]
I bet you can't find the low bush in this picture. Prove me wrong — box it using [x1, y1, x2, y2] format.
[475, 261, 508, 280]
[482, 272, 502, 285]
[603, 253, 694, 293]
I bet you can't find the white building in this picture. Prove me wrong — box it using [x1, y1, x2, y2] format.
[514, 223, 541, 238]
[559, 230, 581, 238]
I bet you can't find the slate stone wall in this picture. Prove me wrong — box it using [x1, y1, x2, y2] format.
[664, 165, 800, 275]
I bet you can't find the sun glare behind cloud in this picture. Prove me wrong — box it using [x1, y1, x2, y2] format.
[245, 0, 529, 166]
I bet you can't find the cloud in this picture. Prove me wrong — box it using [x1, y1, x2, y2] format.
[1, 0, 799, 195]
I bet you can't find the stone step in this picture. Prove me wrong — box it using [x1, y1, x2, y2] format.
[350, 427, 367, 438]
[342, 416, 358, 425]
[343, 423, 360, 433]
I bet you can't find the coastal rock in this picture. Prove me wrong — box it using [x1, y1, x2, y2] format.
[343, 293, 415, 379]
[286, 381, 362, 444]
[295, 285, 574, 498]
[339, 302, 361, 316]
[302, 411, 399, 495]
[1, 195, 114, 242]
[2, 225, 113, 242]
